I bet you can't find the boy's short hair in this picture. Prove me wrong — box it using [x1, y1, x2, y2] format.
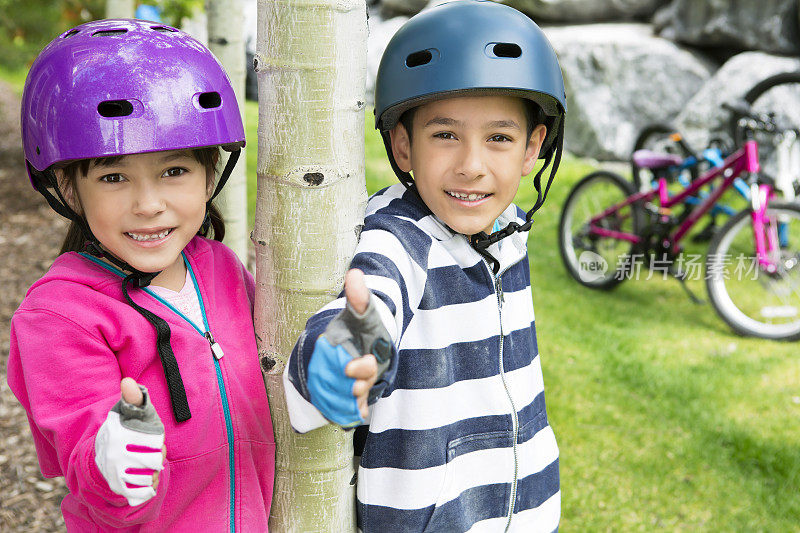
[398, 98, 547, 145]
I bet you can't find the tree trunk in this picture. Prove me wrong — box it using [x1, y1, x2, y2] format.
[105, 0, 134, 19]
[252, 0, 367, 529]
[206, 0, 249, 263]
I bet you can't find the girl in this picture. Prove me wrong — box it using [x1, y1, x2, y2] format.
[7, 19, 274, 531]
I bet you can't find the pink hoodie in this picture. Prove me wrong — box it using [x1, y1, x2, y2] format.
[7, 237, 275, 532]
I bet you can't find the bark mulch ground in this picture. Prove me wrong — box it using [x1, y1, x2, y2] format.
[0, 81, 69, 531]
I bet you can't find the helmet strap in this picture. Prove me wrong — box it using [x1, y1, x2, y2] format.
[32, 165, 87, 224]
[526, 116, 565, 218]
[208, 148, 241, 202]
[473, 241, 501, 275]
[200, 211, 212, 235]
[122, 273, 192, 423]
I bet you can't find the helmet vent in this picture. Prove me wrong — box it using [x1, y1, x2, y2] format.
[406, 50, 433, 68]
[198, 92, 222, 109]
[151, 26, 177, 33]
[489, 43, 522, 58]
[62, 29, 80, 39]
[97, 100, 134, 118]
[92, 29, 128, 37]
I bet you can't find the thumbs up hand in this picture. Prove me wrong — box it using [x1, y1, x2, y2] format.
[307, 269, 393, 428]
[342, 270, 381, 421]
[120, 377, 144, 406]
[95, 378, 166, 506]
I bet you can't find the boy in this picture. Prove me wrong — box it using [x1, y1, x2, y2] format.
[284, 1, 567, 531]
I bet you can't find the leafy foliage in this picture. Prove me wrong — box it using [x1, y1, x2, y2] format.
[0, 1, 100, 68]
[139, 0, 203, 28]
[0, 0, 201, 69]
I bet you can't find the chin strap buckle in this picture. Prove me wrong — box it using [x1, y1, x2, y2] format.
[470, 220, 532, 251]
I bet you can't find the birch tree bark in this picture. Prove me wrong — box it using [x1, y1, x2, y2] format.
[252, 0, 367, 529]
[105, 0, 134, 18]
[206, 0, 249, 262]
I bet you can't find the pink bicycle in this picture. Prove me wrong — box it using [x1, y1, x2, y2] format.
[558, 106, 800, 340]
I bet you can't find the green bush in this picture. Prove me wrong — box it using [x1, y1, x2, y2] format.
[0, 1, 104, 69]
[0, 0, 201, 70]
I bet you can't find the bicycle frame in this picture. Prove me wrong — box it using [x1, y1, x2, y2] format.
[589, 140, 778, 269]
[668, 149, 749, 217]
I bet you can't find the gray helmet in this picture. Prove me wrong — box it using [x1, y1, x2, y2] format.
[375, 0, 566, 154]
[374, 0, 567, 263]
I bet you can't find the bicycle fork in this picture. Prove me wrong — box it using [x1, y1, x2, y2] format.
[751, 183, 779, 273]
[743, 139, 781, 274]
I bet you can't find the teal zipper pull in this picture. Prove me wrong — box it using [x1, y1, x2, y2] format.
[205, 331, 225, 360]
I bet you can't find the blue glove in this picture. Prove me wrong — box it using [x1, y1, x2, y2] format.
[308, 337, 363, 428]
[307, 295, 393, 428]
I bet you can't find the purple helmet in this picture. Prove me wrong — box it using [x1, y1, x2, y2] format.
[21, 18, 245, 187]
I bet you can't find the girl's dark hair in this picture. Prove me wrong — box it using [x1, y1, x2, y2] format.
[57, 147, 224, 255]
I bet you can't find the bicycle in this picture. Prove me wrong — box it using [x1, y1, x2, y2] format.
[630, 125, 744, 242]
[558, 106, 800, 340]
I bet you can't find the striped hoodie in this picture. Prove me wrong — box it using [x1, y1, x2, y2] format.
[285, 183, 560, 532]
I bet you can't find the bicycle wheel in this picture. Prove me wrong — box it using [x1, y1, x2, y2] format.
[630, 123, 685, 191]
[706, 201, 800, 340]
[559, 170, 642, 289]
[731, 72, 800, 197]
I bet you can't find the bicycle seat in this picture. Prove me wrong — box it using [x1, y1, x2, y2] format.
[632, 149, 683, 169]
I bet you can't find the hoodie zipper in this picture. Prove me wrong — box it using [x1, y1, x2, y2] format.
[185, 262, 236, 533]
[80, 253, 237, 533]
[482, 258, 519, 532]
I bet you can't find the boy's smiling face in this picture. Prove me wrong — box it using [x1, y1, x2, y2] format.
[390, 95, 546, 236]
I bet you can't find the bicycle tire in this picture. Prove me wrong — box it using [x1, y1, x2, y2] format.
[630, 123, 699, 192]
[559, 170, 642, 289]
[730, 71, 800, 194]
[705, 200, 800, 340]
[730, 71, 800, 144]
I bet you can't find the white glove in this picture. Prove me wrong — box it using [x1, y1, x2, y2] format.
[94, 384, 165, 506]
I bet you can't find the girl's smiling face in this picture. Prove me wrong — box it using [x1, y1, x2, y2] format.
[390, 95, 546, 236]
[61, 150, 214, 288]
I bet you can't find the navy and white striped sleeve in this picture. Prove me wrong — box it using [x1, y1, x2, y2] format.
[283, 212, 430, 433]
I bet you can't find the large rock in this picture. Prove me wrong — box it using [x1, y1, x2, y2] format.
[380, 0, 669, 22]
[654, 0, 800, 55]
[675, 51, 800, 150]
[380, 0, 429, 18]
[544, 23, 713, 160]
[498, 0, 669, 23]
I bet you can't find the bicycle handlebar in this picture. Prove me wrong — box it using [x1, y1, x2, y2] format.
[723, 100, 795, 136]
